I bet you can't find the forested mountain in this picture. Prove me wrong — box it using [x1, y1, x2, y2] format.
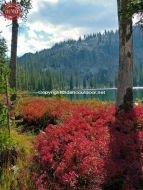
[17, 26, 143, 91]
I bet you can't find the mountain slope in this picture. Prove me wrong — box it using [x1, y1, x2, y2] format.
[17, 26, 143, 90]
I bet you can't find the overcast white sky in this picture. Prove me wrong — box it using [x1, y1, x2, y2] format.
[0, 0, 118, 56]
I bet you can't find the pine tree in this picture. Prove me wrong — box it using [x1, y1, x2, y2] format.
[69, 74, 74, 90]
[0, 0, 32, 100]
[83, 79, 86, 89]
[116, 0, 143, 111]
[0, 34, 10, 135]
[116, 0, 133, 111]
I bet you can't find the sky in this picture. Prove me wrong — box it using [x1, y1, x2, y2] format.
[0, 0, 118, 56]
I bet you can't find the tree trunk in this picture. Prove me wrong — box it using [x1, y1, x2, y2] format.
[9, 18, 19, 100]
[116, 0, 133, 111]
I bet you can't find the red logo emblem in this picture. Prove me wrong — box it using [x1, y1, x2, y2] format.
[2, 2, 22, 20]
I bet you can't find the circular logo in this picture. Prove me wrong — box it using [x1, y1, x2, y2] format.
[2, 2, 22, 20]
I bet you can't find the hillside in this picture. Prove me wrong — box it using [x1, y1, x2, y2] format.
[17, 26, 143, 91]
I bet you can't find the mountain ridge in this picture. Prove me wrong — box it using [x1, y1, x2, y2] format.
[17, 26, 143, 90]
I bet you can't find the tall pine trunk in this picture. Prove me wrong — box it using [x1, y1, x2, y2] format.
[116, 0, 133, 111]
[9, 0, 19, 100]
[9, 19, 18, 100]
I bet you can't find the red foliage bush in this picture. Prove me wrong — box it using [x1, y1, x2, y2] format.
[33, 105, 143, 190]
[18, 98, 76, 130]
[18, 98, 105, 131]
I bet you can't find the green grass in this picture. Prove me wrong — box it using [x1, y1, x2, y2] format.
[0, 129, 35, 190]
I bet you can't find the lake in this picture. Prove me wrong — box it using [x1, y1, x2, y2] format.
[31, 87, 143, 102]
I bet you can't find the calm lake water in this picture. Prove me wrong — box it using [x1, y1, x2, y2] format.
[31, 87, 143, 102]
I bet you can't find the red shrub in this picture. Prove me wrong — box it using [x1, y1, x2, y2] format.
[33, 107, 110, 189]
[18, 98, 76, 129]
[18, 98, 105, 131]
[33, 105, 143, 190]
